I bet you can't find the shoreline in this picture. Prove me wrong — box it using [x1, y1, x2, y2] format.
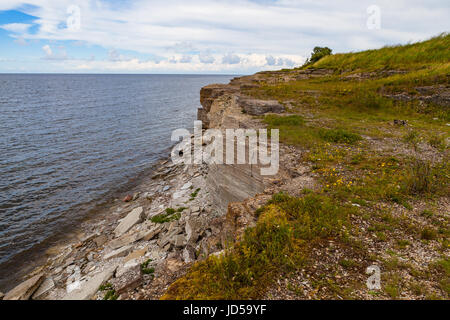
[0, 149, 172, 293]
[0, 135, 222, 299]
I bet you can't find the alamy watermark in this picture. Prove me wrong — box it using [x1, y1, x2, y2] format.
[366, 265, 381, 290]
[67, 5, 81, 31]
[171, 121, 279, 176]
[366, 5, 381, 30]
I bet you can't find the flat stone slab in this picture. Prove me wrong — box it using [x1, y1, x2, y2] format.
[104, 245, 132, 260]
[4, 273, 44, 300]
[124, 248, 147, 263]
[116, 260, 140, 278]
[63, 266, 117, 300]
[32, 277, 55, 300]
[114, 207, 144, 237]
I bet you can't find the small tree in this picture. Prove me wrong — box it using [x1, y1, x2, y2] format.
[304, 46, 332, 66]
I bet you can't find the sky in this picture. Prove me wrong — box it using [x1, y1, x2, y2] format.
[0, 0, 448, 74]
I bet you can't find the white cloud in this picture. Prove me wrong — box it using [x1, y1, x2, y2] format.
[0, 23, 31, 33]
[42, 44, 68, 60]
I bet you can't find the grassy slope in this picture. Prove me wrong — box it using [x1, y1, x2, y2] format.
[162, 34, 449, 300]
[313, 33, 450, 71]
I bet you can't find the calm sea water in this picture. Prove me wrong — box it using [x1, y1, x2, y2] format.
[0, 74, 234, 290]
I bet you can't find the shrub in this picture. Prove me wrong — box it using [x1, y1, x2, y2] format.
[404, 160, 433, 195]
[141, 259, 155, 274]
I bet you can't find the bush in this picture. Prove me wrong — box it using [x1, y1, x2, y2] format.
[405, 160, 434, 195]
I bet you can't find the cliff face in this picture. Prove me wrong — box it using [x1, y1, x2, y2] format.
[196, 74, 282, 215]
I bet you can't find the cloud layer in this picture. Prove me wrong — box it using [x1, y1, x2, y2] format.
[0, 0, 449, 73]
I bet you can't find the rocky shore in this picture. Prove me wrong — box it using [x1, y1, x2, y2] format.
[1, 71, 282, 300]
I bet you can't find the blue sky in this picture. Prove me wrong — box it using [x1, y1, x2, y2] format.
[0, 0, 449, 74]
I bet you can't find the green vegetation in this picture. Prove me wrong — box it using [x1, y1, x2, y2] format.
[99, 282, 118, 300]
[141, 259, 155, 275]
[150, 207, 185, 223]
[312, 33, 450, 71]
[303, 46, 333, 67]
[318, 128, 362, 144]
[190, 188, 201, 201]
[162, 193, 355, 299]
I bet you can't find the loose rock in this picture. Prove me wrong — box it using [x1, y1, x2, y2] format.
[104, 245, 133, 260]
[4, 273, 44, 300]
[114, 207, 144, 237]
[63, 266, 117, 300]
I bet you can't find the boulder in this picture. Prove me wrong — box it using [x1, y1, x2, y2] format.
[182, 246, 196, 263]
[172, 234, 186, 248]
[94, 234, 108, 247]
[172, 190, 187, 200]
[165, 258, 184, 273]
[108, 230, 146, 250]
[185, 217, 202, 243]
[191, 206, 200, 213]
[4, 273, 44, 300]
[181, 182, 192, 190]
[112, 265, 142, 294]
[142, 225, 162, 241]
[0, 292, 4, 300]
[116, 260, 140, 278]
[238, 97, 285, 115]
[63, 266, 117, 300]
[114, 207, 144, 237]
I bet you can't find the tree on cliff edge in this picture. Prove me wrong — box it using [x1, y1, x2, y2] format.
[303, 46, 332, 67]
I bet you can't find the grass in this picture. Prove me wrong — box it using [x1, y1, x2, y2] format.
[150, 207, 185, 223]
[99, 282, 118, 300]
[318, 128, 362, 144]
[162, 193, 355, 299]
[428, 134, 447, 151]
[312, 33, 450, 72]
[190, 188, 201, 201]
[339, 259, 357, 269]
